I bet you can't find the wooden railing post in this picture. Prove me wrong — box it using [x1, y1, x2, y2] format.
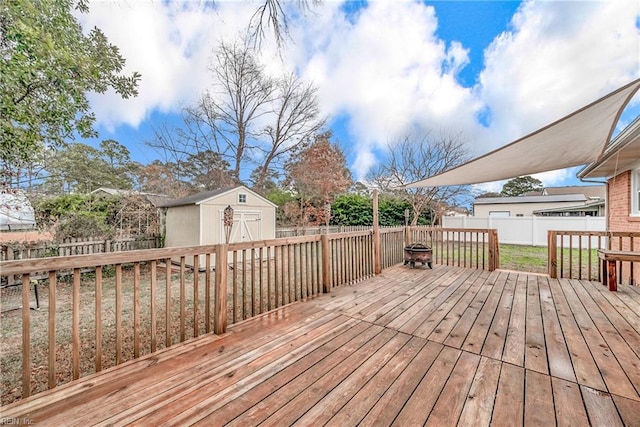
[214, 244, 228, 334]
[548, 231, 558, 278]
[373, 190, 381, 275]
[488, 229, 499, 271]
[321, 234, 331, 293]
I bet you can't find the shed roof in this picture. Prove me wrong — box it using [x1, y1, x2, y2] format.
[406, 78, 640, 188]
[158, 186, 277, 208]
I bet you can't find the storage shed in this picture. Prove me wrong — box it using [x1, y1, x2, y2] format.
[159, 186, 277, 266]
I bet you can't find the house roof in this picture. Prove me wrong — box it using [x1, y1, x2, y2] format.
[474, 194, 587, 205]
[578, 115, 640, 179]
[158, 186, 277, 208]
[542, 185, 604, 199]
[91, 187, 171, 207]
[406, 78, 640, 188]
[0, 191, 36, 230]
[533, 199, 604, 215]
[91, 187, 124, 196]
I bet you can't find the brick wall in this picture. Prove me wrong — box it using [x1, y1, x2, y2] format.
[607, 171, 639, 285]
[608, 171, 640, 234]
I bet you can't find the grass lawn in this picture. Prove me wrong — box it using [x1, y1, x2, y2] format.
[499, 243, 599, 278]
[499, 244, 548, 274]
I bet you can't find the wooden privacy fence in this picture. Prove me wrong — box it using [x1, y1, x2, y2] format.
[548, 230, 639, 285]
[0, 227, 497, 403]
[275, 225, 387, 238]
[1, 235, 161, 262]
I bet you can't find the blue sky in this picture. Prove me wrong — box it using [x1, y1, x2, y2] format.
[79, 0, 640, 193]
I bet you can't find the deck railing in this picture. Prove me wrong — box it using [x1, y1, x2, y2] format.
[548, 230, 639, 284]
[0, 227, 496, 403]
[409, 227, 500, 271]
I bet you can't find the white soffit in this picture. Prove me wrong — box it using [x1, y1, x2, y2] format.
[406, 78, 640, 188]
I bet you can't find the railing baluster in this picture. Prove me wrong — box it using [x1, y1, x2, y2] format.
[165, 257, 171, 348]
[115, 264, 122, 365]
[232, 250, 237, 323]
[205, 255, 211, 333]
[193, 255, 199, 338]
[242, 249, 247, 319]
[150, 261, 157, 352]
[180, 257, 186, 342]
[251, 248, 256, 316]
[288, 244, 294, 303]
[134, 262, 140, 357]
[275, 245, 280, 307]
[259, 247, 264, 312]
[48, 271, 56, 389]
[73, 268, 80, 379]
[95, 266, 103, 371]
[267, 246, 272, 311]
[22, 275, 31, 398]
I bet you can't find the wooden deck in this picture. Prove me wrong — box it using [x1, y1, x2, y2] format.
[2, 265, 640, 426]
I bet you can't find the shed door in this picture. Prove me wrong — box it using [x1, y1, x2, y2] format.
[221, 210, 262, 243]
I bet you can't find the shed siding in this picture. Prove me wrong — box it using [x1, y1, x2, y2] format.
[199, 188, 276, 242]
[200, 203, 221, 245]
[165, 205, 200, 248]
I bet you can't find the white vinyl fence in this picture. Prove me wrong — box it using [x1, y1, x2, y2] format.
[442, 216, 606, 246]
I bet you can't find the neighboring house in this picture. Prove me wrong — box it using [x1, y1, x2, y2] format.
[578, 116, 640, 234]
[91, 187, 170, 237]
[90, 187, 171, 208]
[158, 186, 277, 267]
[0, 190, 36, 231]
[473, 186, 605, 217]
[443, 207, 469, 217]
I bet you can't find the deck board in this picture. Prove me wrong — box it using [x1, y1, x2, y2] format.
[2, 265, 640, 426]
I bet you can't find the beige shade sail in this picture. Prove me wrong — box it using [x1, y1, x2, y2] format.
[406, 78, 640, 188]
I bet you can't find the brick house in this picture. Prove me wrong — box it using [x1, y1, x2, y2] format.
[578, 117, 640, 284]
[578, 117, 640, 235]
[402, 80, 639, 284]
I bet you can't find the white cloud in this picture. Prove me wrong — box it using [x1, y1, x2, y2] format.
[479, 0, 640, 146]
[80, 0, 639, 190]
[284, 1, 486, 179]
[81, 1, 257, 131]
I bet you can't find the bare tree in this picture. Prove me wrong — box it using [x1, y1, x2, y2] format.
[248, 0, 321, 48]
[193, 39, 275, 182]
[252, 73, 326, 192]
[367, 131, 470, 226]
[149, 38, 325, 194]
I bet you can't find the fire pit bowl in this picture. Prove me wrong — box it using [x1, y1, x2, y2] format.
[403, 243, 433, 269]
